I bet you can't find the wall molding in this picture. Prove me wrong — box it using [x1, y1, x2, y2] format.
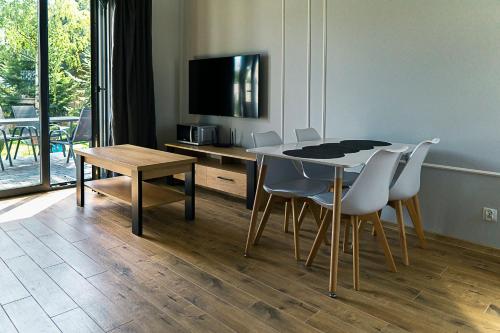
[306, 0, 311, 128]
[321, 0, 327, 138]
[423, 163, 500, 178]
[280, 0, 286, 139]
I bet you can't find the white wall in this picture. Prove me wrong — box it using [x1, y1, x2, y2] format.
[152, 0, 181, 144]
[153, 0, 500, 248]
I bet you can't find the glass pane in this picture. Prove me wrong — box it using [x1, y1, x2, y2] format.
[0, 0, 42, 191]
[48, 0, 91, 185]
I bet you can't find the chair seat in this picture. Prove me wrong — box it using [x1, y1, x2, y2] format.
[264, 179, 330, 198]
[309, 190, 349, 209]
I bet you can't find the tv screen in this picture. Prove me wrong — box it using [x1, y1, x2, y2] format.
[189, 54, 260, 118]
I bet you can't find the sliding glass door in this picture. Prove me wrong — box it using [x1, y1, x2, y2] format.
[48, 0, 92, 185]
[0, 0, 103, 197]
[0, 0, 43, 194]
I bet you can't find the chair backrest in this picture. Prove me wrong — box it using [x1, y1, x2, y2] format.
[389, 138, 440, 201]
[295, 128, 321, 142]
[252, 131, 303, 186]
[295, 127, 333, 180]
[12, 105, 37, 118]
[72, 108, 92, 142]
[341, 147, 408, 215]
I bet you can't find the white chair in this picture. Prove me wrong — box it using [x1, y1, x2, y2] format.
[383, 138, 440, 266]
[251, 131, 331, 260]
[295, 128, 359, 185]
[306, 147, 407, 290]
[293, 128, 359, 228]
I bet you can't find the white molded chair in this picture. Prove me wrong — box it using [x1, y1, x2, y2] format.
[383, 138, 440, 266]
[293, 128, 360, 228]
[251, 131, 330, 260]
[295, 128, 359, 185]
[306, 147, 407, 290]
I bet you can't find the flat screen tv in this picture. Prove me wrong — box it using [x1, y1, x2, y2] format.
[189, 54, 260, 118]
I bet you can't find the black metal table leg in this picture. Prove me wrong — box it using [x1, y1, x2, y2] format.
[131, 170, 143, 236]
[185, 163, 195, 220]
[76, 154, 85, 207]
[165, 145, 175, 185]
[246, 160, 257, 210]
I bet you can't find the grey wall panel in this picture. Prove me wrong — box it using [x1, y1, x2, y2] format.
[283, 0, 309, 143]
[309, 0, 325, 135]
[325, 0, 500, 172]
[152, 0, 181, 144]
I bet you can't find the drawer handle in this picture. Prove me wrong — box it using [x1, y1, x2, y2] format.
[217, 176, 235, 182]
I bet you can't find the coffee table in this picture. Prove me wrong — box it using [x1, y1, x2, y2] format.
[74, 144, 197, 235]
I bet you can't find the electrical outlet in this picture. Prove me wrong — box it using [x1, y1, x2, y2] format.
[482, 207, 497, 222]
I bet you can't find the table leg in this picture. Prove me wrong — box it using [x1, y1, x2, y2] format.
[244, 158, 267, 257]
[184, 163, 195, 220]
[131, 170, 143, 236]
[329, 166, 343, 298]
[165, 145, 175, 185]
[76, 154, 85, 207]
[246, 160, 257, 210]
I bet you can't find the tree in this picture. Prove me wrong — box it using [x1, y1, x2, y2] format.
[0, 0, 90, 118]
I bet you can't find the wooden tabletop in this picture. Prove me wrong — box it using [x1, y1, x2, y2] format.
[247, 138, 413, 168]
[165, 142, 256, 161]
[74, 144, 197, 172]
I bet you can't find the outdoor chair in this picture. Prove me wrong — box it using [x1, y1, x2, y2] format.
[11, 105, 39, 161]
[49, 108, 91, 163]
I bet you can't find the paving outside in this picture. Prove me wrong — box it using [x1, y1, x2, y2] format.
[0, 152, 92, 191]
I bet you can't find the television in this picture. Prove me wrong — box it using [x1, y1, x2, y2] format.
[189, 54, 260, 118]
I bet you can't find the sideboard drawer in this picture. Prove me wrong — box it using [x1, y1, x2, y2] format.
[206, 167, 246, 197]
[174, 164, 207, 186]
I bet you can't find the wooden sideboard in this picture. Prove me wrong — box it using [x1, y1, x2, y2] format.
[165, 143, 257, 209]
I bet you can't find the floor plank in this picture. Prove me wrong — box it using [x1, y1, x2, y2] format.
[7, 227, 63, 268]
[0, 258, 30, 305]
[3, 297, 60, 333]
[44, 262, 129, 331]
[0, 229, 25, 260]
[0, 305, 17, 333]
[5, 255, 77, 317]
[38, 232, 105, 278]
[52, 308, 104, 333]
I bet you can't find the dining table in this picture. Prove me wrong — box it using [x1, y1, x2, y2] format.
[0, 116, 79, 127]
[245, 138, 413, 297]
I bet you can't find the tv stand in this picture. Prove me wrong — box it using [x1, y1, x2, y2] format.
[165, 143, 257, 209]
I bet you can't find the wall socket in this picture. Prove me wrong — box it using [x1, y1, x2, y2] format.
[482, 207, 498, 222]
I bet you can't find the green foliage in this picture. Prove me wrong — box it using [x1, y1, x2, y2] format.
[0, 0, 90, 118]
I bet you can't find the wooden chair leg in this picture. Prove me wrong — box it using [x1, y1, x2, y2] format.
[291, 198, 301, 261]
[394, 200, 409, 266]
[370, 212, 397, 272]
[352, 216, 360, 290]
[306, 209, 331, 266]
[244, 164, 267, 256]
[411, 195, 427, 248]
[371, 210, 382, 236]
[253, 195, 275, 245]
[297, 201, 308, 229]
[343, 220, 351, 254]
[309, 203, 330, 246]
[283, 201, 290, 233]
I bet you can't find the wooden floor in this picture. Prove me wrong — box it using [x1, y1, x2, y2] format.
[0, 187, 500, 332]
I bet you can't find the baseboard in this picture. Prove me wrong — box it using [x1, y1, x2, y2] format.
[380, 219, 500, 258]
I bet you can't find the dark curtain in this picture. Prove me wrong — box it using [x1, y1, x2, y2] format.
[111, 0, 156, 148]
